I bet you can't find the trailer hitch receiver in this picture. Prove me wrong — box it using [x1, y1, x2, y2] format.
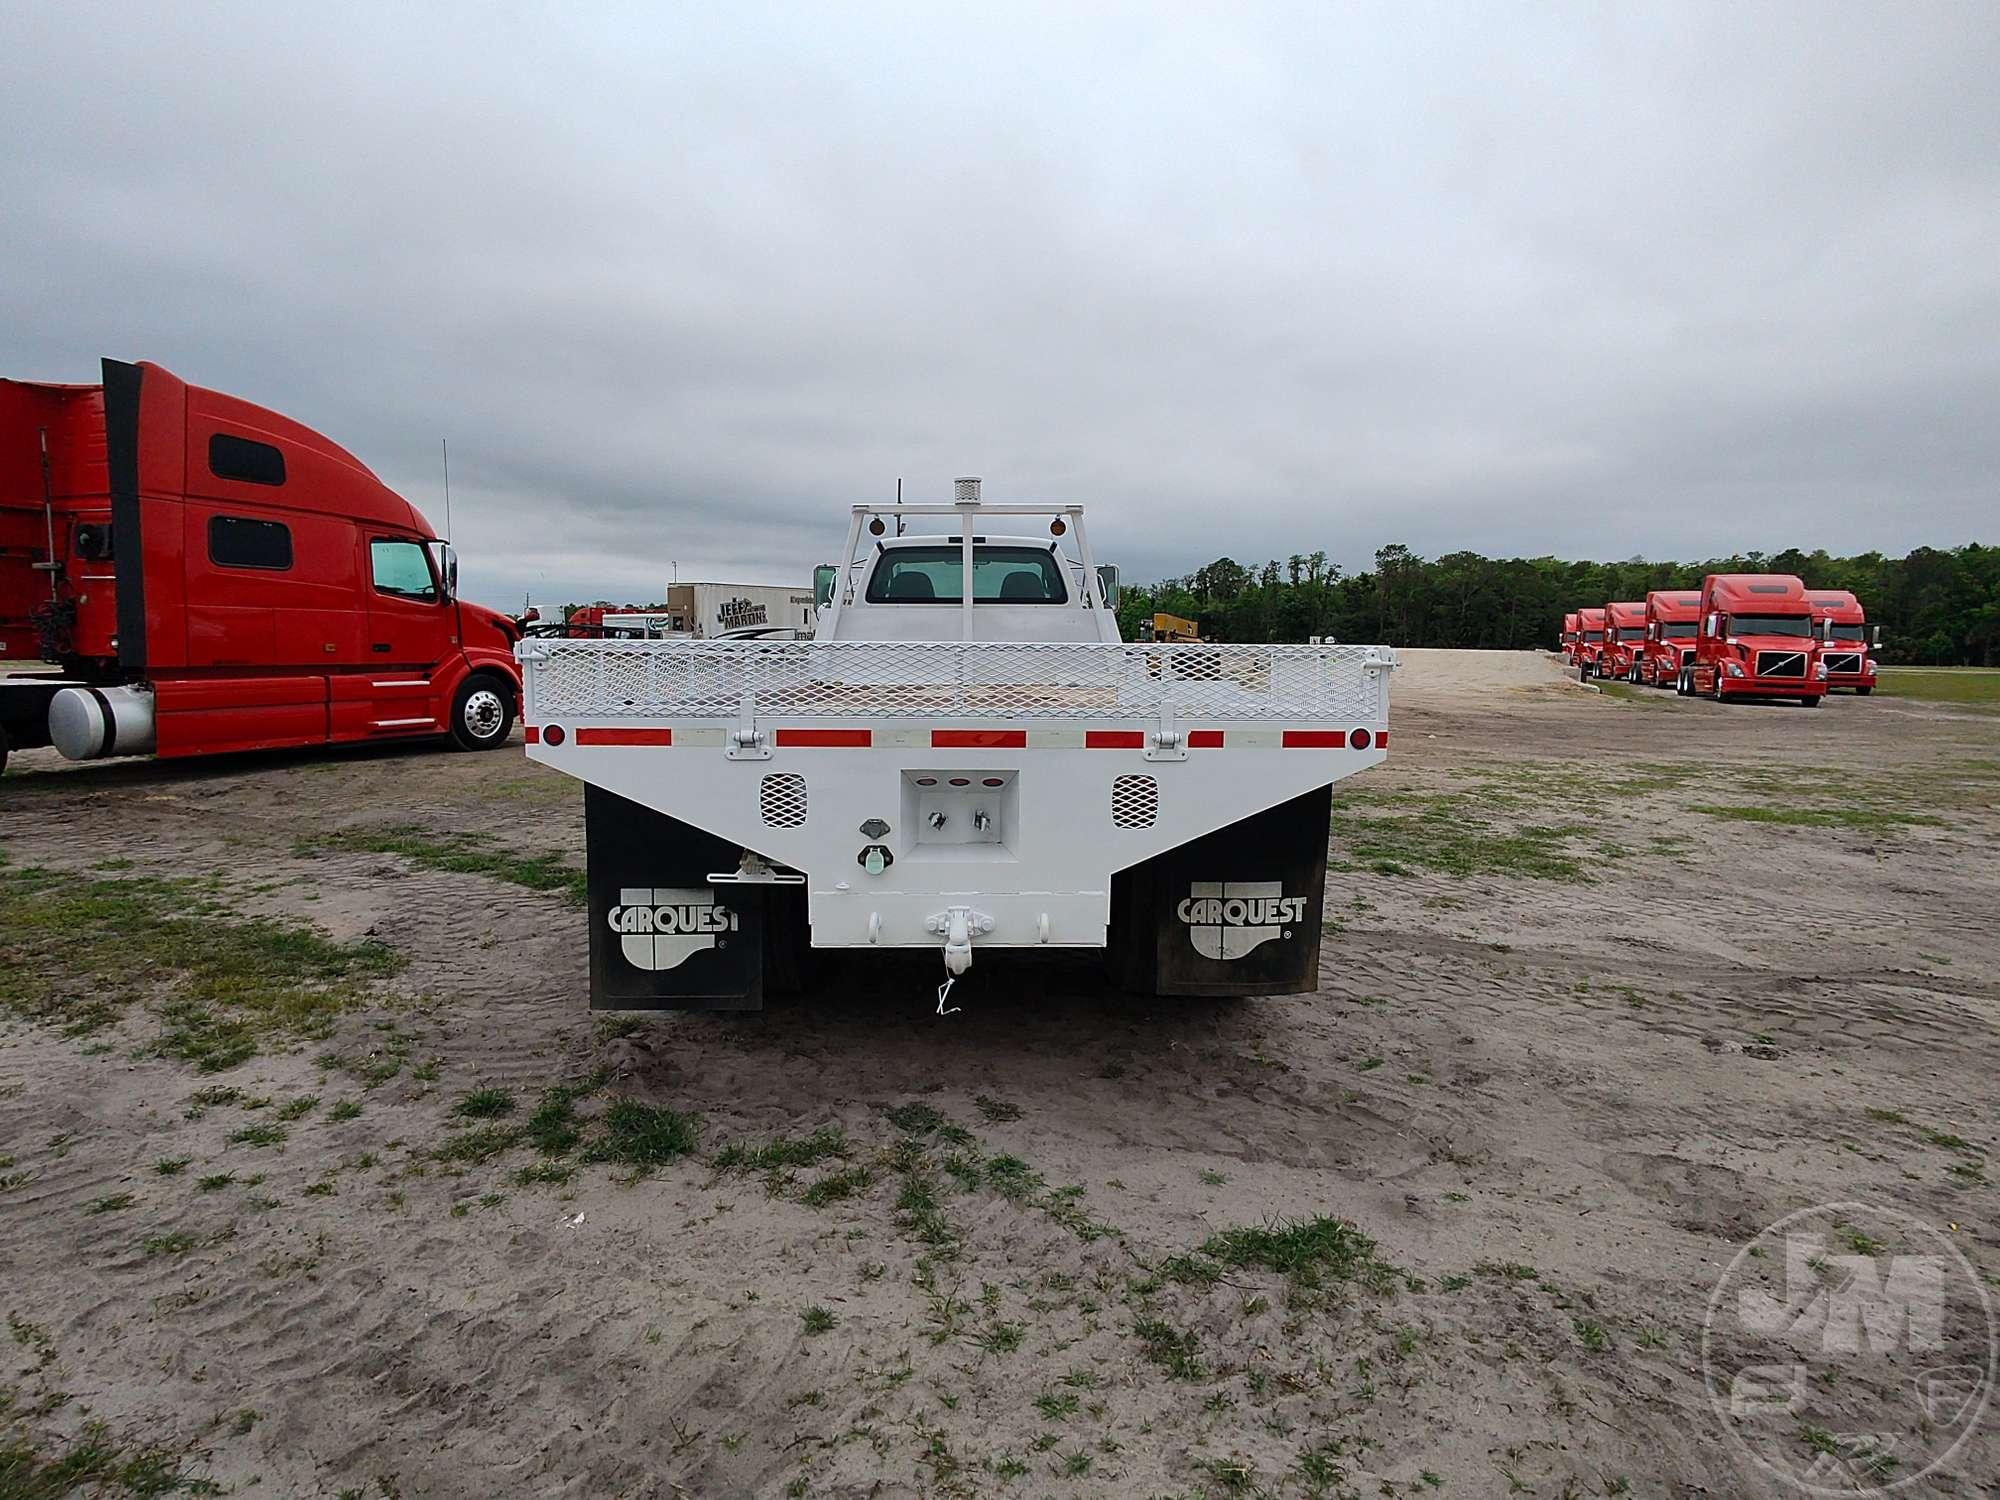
[926, 905, 994, 975]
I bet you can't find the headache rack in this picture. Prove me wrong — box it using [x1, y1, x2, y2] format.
[519, 638, 1393, 724]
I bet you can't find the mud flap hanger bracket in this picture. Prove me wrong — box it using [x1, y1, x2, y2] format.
[1145, 698, 1186, 762]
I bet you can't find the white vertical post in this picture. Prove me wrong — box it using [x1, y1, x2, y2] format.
[954, 477, 981, 641]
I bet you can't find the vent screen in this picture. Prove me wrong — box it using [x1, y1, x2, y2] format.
[1111, 774, 1157, 829]
[759, 773, 808, 828]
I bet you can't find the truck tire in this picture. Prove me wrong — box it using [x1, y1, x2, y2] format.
[1856, 686, 1873, 696]
[1802, 695, 1822, 708]
[0, 721, 9, 776]
[450, 673, 516, 751]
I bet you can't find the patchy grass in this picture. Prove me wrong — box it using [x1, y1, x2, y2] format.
[295, 825, 587, 904]
[453, 1087, 516, 1120]
[714, 1127, 847, 1173]
[435, 1124, 521, 1164]
[1329, 803, 1590, 881]
[801, 1304, 837, 1336]
[1874, 667, 2000, 706]
[0, 868, 402, 1072]
[0, 1418, 209, 1497]
[1132, 1317, 1205, 1380]
[1198, 1215, 1397, 1292]
[1689, 804, 1944, 831]
[582, 1098, 697, 1171]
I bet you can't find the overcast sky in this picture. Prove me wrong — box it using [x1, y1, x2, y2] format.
[3, 2, 1994, 609]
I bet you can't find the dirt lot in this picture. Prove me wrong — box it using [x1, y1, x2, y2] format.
[3, 650, 1996, 1498]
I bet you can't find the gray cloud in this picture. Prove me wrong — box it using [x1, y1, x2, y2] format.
[4, 1, 1994, 609]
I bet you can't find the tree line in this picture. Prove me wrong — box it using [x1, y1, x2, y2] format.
[1114, 543, 2000, 666]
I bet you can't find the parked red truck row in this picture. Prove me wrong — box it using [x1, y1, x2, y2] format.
[1678, 573, 1826, 706]
[1637, 589, 1703, 687]
[1805, 589, 1877, 694]
[0, 359, 522, 775]
[1597, 600, 1647, 681]
[1573, 607, 1607, 675]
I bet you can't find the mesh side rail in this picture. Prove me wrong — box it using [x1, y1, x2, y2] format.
[521, 640, 1389, 723]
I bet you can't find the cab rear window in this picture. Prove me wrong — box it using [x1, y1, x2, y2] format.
[866, 546, 1066, 604]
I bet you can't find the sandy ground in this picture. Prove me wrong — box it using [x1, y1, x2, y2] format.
[2, 649, 1996, 1498]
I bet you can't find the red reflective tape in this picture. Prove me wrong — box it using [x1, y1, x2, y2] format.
[776, 728, 872, 747]
[1375, 731, 1389, 747]
[933, 729, 1026, 748]
[577, 727, 673, 746]
[1186, 729, 1224, 748]
[1085, 730, 1145, 749]
[523, 725, 540, 744]
[1282, 730, 1349, 748]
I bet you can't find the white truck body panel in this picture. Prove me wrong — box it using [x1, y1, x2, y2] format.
[518, 636, 1392, 952]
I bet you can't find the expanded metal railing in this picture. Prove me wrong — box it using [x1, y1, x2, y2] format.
[518, 639, 1393, 723]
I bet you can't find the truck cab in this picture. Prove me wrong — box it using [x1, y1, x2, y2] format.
[1, 358, 520, 774]
[1638, 590, 1702, 687]
[1602, 601, 1647, 681]
[1574, 607, 1607, 676]
[1806, 591, 1877, 694]
[1560, 612, 1580, 663]
[1682, 573, 1825, 706]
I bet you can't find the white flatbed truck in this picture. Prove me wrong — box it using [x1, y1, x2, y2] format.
[516, 480, 1394, 1009]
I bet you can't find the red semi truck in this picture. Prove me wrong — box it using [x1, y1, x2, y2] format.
[1574, 607, 1607, 676]
[0, 359, 522, 775]
[1805, 590, 1877, 694]
[1560, 611, 1581, 664]
[1678, 573, 1826, 706]
[1600, 600, 1647, 681]
[1637, 589, 1702, 687]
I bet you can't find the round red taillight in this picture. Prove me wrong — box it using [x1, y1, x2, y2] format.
[948, 777, 971, 786]
[982, 777, 1004, 787]
[1348, 727, 1371, 750]
[544, 724, 567, 746]
[915, 777, 937, 786]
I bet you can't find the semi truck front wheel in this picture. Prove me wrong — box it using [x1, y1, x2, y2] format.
[450, 673, 516, 750]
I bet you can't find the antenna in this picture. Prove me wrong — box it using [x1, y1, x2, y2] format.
[439, 437, 453, 542]
[896, 477, 904, 535]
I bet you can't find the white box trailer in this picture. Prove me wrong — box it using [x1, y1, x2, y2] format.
[517, 482, 1394, 1008]
[668, 582, 816, 638]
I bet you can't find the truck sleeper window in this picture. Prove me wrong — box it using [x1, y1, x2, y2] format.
[371, 539, 438, 602]
[208, 515, 293, 570]
[865, 546, 1066, 604]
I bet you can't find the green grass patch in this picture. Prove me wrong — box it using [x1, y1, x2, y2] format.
[295, 825, 587, 903]
[1689, 804, 1944, 830]
[581, 1098, 697, 1171]
[435, 1124, 521, 1164]
[1875, 667, 2000, 706]
[1131, 1317, 1205, 1379]
[714, 1126, 847, 1173]
[1199, 1215, 1396, 1292]
[0, 868, 403, 1073]
[0, 1417, 209, 1497]
[454, 1087, 516, 1120]
[1330, 803, 1590, 881]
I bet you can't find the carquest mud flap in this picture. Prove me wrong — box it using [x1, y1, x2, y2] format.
[585, 784, 764, 1011]
[1109, 785, 1331, 997]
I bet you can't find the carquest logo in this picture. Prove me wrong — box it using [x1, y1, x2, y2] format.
[1177, 881, 1307, 961]
[607, 888, 737, 971]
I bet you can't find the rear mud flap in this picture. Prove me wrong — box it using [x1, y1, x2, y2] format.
[1109, 785, 1331, 997]
[585, 784, 765, 1011]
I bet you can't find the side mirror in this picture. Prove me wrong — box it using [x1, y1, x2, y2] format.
[813, 564, 837, 610]
[437, 542, 458, 600]
[1871, 625, 1882, 647]
[1095, 564, 1121, 609]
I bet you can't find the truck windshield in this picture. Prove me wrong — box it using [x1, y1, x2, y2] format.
[866, 546, 1067, 604]
[1615, 627, 1644, 641]
[1582, 630, 1603, 641]
[1659, 622, 1695, 639]
[1729, 614, 1811, 637]
[1827, 623, 1864, 640]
